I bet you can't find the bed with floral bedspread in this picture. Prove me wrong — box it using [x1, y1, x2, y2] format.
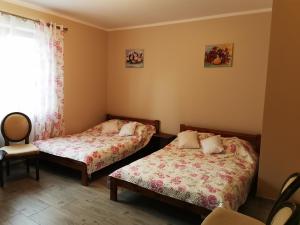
[34, 121, 156, 175]
[109, 134, 258, 211]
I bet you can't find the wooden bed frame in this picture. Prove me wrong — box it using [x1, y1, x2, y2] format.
[109, 124, 261, 216]
[40, 114, 160, 186]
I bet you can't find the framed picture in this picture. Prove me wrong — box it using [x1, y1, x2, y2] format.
[125, 49, 144, 68]
[204, 43, 233, 68]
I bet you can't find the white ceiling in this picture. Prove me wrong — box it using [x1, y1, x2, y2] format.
[6, 0, 273, 30]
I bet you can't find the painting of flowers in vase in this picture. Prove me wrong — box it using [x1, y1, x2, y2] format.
[204, 43, 233, 68]
[126, 49, 144, 68]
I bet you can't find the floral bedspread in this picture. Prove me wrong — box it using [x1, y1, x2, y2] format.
[110, 136, 258, 211]
[34, 121, 156, 174]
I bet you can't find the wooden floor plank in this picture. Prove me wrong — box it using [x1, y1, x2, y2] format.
[7, 213, 38, 225]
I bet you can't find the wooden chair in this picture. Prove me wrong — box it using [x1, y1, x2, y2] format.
[201, 202, 298, 225]
[201, 172, 300, 225]
[266, 173, 300, 224]
[0, 112, 39, 186]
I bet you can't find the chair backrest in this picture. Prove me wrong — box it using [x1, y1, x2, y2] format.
[266, 173, 300, 225]
[1, 112, 32, 145]
[267, 202, 298, 225]
[280, 173, 300, 197]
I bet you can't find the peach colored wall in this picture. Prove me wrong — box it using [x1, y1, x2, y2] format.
[258, 0, 300, 202]
[0, 1, 108, 134]
[107, 13, 271, 134]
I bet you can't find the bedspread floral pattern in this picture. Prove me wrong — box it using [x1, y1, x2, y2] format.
[34, 121, 156, 174]
[110, 136, 258, 211]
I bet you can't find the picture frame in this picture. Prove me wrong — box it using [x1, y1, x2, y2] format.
[204, 43, 233, 68]
[125, 49, 144, 68]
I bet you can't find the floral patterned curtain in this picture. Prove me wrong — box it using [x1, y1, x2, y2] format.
[32, 22, 65, 140]
[0, 13, 65, 144]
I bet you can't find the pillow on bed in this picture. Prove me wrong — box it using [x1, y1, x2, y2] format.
[177, 130, 200, 149]
[198, 132, 215, 140]
[119, 122, 137, 136]
[101, 120, 120, 134]
[201, 135, 224, 154]
[134, 122, 150, 137]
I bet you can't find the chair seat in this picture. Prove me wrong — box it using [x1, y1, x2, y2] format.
[201, 207, 265, 225]
[0, 144, 39, 158]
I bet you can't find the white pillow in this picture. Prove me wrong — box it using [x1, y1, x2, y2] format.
[101, 120, 120, 134]
[201, 135, 224, 154]
[119, 122, 137, 136]
[198, 132, 215, 140]
[177, 130, 200, 149]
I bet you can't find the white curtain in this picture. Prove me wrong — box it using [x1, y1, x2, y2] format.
[0, 13, 65, 145]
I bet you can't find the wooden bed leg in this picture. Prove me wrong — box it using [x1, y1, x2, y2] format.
[81, 170, 89, 186]
[110, 178, 118, 201]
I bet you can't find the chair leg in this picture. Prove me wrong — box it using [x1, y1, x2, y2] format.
[6, 160, 10, 176]
[26, 159, 30, 174]
[35, 158, 39, 181]
[0, 160, 3, 187]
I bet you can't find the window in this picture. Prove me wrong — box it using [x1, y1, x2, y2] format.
[0, 18, 40, 118]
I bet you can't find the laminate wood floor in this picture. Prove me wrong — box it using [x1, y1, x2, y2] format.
[0, 163, 274, 225]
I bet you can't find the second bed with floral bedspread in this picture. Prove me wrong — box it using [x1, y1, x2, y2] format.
[109, 136, 258, 211]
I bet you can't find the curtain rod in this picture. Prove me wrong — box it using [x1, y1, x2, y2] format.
[0, 10, 68, 32]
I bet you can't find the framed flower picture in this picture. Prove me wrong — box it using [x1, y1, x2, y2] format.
[204, 43, 233, 68]
[125, 49, 144, 68]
